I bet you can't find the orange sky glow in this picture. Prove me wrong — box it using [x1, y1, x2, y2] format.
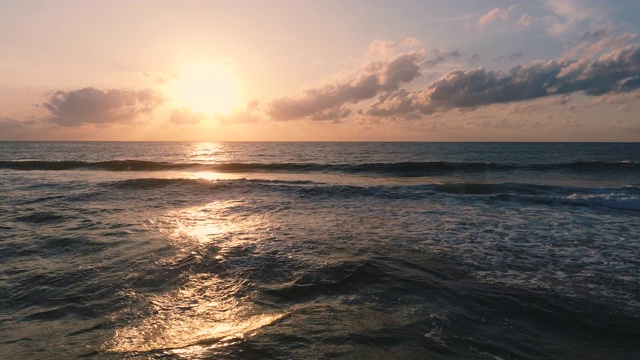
[1, 0, 639, 141]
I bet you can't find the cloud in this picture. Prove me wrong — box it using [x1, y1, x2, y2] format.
[516, 14, 533, 30]
[309, 107, 352, 123]
[507, 102, 543, 114]
[471, 5, 531, 33]
[544, 0, 601, 36]
[0, 117, 46, 140]
[463, 117, 545, 131]
[508, 52, 524, 61]
[546, 94, 572, 105]
[43, 87, 164, 127]
[557, 45, 640, 94]
[169, 108, 207, 124]
[215, 100, 262, 124]
[420, 49, 467, 69]
[469, 53, 481, 65]
[618, 103, 632, 112]
[367, 37, 423, 58]
[580, 24, 616, 41]
[367, 45, 640, 118]
[587, 90, 640, 106]
[216, 112, 260, 124]
[267, 51, 427, 121]
[495, 52, 525, 62]
[0, 116, 40, 127]
[562, 26, 637, 60]
[0, 117, 34, 132]
[477, 5, 517, 28]
[142, 72, 178, 84]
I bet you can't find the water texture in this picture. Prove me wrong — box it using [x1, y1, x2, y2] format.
[0, 142, 639, 359]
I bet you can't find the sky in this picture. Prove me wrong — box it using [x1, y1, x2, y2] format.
[1, 0, 640, 141]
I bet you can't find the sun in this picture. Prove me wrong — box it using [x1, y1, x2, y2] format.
[171, 63, 240, 115]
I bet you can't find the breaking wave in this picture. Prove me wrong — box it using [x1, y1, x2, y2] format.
[99, 177, 640, 212]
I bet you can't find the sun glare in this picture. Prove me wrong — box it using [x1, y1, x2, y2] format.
[172, 63, 240, 115]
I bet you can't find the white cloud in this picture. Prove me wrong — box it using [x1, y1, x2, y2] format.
[516, 14, 533, 30]
[367, 37, 423, 58]
[477, 5, 517, 28]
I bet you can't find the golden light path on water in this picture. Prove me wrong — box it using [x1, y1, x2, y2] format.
[99, 142, 406, 356]
[187, 142, 230, 164]
[102, 200, 289, 355]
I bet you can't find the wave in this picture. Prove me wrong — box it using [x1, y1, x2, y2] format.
[2, 160, 639, 175]
[100, 177, 640, 212]
[0, 160, 188, 171]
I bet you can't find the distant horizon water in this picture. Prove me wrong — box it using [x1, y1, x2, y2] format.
[2, 140, 639, 142]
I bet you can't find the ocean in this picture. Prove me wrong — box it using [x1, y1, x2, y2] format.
[0, 142, 639, 359]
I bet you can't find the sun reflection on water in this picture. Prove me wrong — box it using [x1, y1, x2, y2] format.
[103, 274, 287, 354]
[103, 201, 286, 356]
[187, 142, 229, 164]
[161, 202, 240, 245]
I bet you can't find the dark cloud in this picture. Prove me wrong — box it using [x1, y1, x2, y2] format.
[0, 118, 26, 132]
[469, 53, 481, 65]
[267, 52, 426, 121]
[580, 25, 616, 41]
[309, 107, 352, 122]
[0, 117, 39, 130]
[367, 45, 640, 118]
[169, 108, 207, 124]
[0, 117, 43, 140]
[508, 52, 524, 61]
[557, 45, 640, 95]
[449, 50, 464, 59]
[423, 49, 466, 68]
[43, 87, 164, 127]
[495, 52, 524, 62]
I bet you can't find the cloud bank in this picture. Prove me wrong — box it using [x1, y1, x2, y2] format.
[367, 45, 640, 119]
[267, 51, 427, 121]
[43, 87, 164, 127]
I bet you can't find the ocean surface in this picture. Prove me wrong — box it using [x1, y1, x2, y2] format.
[1, 142, 639, 359]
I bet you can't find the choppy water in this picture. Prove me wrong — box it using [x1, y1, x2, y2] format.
[1, 142, 639, 359]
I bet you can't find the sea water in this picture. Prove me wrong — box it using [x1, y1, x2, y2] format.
[0, 142, 639, 359]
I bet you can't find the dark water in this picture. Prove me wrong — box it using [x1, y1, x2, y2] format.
[1, 142, 639, 359]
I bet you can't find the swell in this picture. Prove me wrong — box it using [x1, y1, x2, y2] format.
[102, 177, 640, 212]
[259, 256, 640, 359]
[2, 160, 639, 175]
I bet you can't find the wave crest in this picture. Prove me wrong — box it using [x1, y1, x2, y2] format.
[2, 160, 638, 175]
